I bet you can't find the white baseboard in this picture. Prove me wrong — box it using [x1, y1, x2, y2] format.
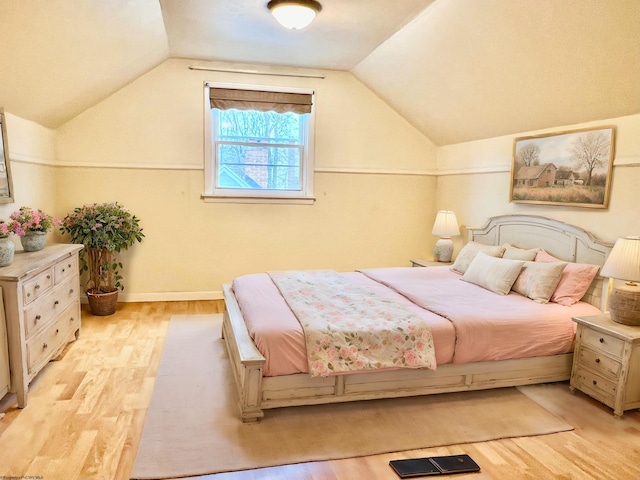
[79, 290, 224, 303]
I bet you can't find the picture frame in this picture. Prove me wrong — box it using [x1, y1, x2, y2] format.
[0, 108, 15, 204]
[510, 126, 615, 208]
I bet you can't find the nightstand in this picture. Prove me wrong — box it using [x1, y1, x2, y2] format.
[570, 314, 640, 417]
[410, 259, 452, 267]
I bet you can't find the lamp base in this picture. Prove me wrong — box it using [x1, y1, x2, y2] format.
[609, 284, 640, 326]
[435, 238, 454, 263]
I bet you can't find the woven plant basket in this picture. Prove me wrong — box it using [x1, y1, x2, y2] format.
[87, 289, 119, 316]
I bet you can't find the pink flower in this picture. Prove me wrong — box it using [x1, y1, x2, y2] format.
[404, 350, 420, 366]
[9, 206, 59, 236]
[348, 345, 358, 360]
[312, 360, 328, 375]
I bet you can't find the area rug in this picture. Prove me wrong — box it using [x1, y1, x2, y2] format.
[131, 314, 573, 479]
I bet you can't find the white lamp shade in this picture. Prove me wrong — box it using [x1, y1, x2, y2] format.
[268, 0, 321, 29]
[431, 210, 460, 238]
[600, 236, 640, 283]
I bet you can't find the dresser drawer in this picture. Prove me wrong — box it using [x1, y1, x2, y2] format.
[581, 328, 625, 359]
[577, 347, 622, 379]
[54, 255, 78, 285]
[26, 302, 79, 374]
[23, 276, 79, 339]
[22, 267, 54, 306]
[572, 365, 617, 405]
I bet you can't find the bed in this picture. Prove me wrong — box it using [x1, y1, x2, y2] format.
[222, 215, 613, 422]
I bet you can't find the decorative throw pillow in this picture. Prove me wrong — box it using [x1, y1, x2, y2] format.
[450, 242, 506, 275]
[535, 249, 600, 306]
[461, 252, 525, 295]
[502, 243, 539, 261]
[512, 261, 568, 303]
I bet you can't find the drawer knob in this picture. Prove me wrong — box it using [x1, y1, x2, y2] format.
[54, 300, 59, 306]
[599, 338, 604, 343]
[35, 315, 41, 322]
[68, 263, 71, 268]
[595, 358, 601, 363]
[56, 329, 59, 334]
[47, 275, 50, 279]
[43, 342, 48, 350]
[593, 380, 597, 386]
[70, 317, 75, 322]
[69, 289, 74, 294]
[35, 284, 41, 290]
[62, 268, 65, 273]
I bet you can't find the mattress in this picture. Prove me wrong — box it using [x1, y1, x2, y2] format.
[231, 266, 602, 376]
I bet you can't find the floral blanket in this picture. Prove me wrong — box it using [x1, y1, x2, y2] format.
[267, 270, 437, 377]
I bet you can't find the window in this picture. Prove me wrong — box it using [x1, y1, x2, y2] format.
[203, 83, 316, 203]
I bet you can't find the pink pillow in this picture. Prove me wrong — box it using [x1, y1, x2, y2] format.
[535, 250, 600, 306]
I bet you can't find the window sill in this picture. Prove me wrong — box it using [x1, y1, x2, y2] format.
[201, 194, 316, 205]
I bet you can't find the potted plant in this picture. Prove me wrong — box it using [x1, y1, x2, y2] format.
[59, 202, 144, 316]
[0, 219, 19, 266]
[9, 206, 59, 252]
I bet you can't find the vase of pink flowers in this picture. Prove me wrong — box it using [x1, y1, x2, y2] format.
[0, 219, 20, 266]
[10, 206, 59, 252]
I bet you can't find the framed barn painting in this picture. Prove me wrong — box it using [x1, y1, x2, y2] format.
[510, 126, 615, 208]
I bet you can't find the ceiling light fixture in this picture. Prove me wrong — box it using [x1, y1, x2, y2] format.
[267, 0, 322, 30]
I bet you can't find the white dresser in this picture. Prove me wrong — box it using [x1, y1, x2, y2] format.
[0, 290, 10, 400]
[0, 244, 83, 407]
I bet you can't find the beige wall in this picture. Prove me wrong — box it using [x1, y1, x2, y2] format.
[0, 112, 58, 250]
[53, 59, 439, 300]
[5, 60, 638, 301]
[435, 114, 640, 256]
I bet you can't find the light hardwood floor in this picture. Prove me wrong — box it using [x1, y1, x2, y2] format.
[0, 301, 639, 479]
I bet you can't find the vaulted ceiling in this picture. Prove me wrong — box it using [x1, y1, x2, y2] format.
[1, 0, 638, 146]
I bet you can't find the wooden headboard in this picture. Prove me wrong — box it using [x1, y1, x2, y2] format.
[468, 214, 613, 310]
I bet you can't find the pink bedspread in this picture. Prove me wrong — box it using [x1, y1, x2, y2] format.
[232, 271, 456, 376]
[359, 267, 602, 364]
[231, 266, 602, 376]
[267, 270, 437, 376]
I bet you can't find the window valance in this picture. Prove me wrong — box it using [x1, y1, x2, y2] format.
[209, 88, 313, 114]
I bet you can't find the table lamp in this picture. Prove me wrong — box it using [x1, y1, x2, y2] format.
[600, 236, 640, 326]
[431, 210, 460, 262]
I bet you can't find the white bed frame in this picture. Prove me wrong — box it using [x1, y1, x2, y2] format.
[222, 214, 613, 422]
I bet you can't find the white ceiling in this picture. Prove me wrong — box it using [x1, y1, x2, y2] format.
[0, 0, 638, 146]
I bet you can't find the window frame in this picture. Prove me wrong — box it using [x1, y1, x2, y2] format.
[203, 82, 316, 204]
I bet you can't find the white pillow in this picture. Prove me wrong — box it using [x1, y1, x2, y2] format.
[450, 242, 507, 275]
[461, 252, 525, 295]
[502, 243, 539, 261]
[512, 261, 568, 303]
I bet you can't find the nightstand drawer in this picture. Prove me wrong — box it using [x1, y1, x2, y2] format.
[572, 365, 617, 405]
[22, 268, 54, 305]
[577, 347, 622, 378]
[581, 328, 624, 359]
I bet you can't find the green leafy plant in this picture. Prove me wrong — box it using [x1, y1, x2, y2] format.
[59, 202, 144, 293]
